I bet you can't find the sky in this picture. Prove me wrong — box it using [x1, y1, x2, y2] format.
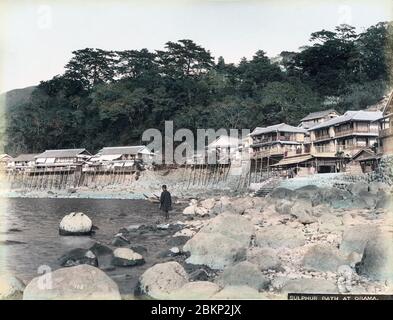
[0, 0, 392, 93]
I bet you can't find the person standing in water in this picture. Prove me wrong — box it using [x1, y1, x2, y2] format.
[159, 185, 172, 219]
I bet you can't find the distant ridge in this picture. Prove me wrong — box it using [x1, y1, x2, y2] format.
[0, 85, 36, 110]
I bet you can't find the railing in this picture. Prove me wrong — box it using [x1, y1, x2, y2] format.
[253, 135, 299, 144]
[314, 134, 331, 141]
[335, 128, 379, 138]
[252, 148, 282, 158]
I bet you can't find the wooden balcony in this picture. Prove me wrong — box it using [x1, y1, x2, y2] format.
[314, 134, 331, 142]
[252, 148, 283, 158]
[335, 128, 378, 138]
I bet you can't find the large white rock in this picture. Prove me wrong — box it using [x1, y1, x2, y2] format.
[23, 265, 121, 300]
[183, 206, 197, 216]
[210, 285, 263, 300]
[112, 248, 144, 267]
[302, 244, 347, 272]
[280, 278, 338, 294]
[59, 212, 93, 236]
[183, 213, 254, 269]
[215, 261, 269, 291]
[0, 274, 25, 300]
[200, 198, 216, 210]
[138, 262, 189, 299]
[255, 225, 305, 249]
[246, 247, 282, 271]
[168, 281, 220, 300]
[195, 206, 209, 217]
[340, 224, 378, 255]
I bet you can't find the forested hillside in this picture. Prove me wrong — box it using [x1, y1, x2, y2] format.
[3, 22, 392, 155]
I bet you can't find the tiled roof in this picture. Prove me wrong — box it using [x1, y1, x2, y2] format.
[308, 111, 383, 131]
[251, 123, 307, 136]
[36, 149, 89, 158]
[300, 109, 339, 122]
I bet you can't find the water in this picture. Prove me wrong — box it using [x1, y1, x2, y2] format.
[0, 197, 186, 296]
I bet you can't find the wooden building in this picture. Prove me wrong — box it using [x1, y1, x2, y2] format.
[250, 123, 308, 166]
[35, 149, 91, 170]
[207, 135, 241, 164]
[378, 91, 393, 155]
[269, 110, 382, 175]
[0, 154, 12, 170]
[299, 109, 340, 129]
[308, 110, 382, 158]
[89, 146, 154, 168]
[8, 153, 38, 170]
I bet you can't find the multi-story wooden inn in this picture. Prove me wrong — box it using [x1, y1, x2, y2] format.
[378, 91, 393, 155]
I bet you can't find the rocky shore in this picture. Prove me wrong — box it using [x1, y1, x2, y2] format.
[1, 176, 392, 300]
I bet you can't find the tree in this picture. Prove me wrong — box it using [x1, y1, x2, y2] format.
[65, 48, 117, 90]
[156, 39, 214, 79]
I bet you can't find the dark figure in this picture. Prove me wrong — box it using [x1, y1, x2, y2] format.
[159, 185, 172, 219]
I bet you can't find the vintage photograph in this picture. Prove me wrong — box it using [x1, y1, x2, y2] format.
[0, 0, 392, 304]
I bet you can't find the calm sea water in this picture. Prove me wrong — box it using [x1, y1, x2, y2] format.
[0, 197, 184, 295]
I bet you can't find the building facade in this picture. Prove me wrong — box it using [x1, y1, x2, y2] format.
[378, 92, 393, 155]
[308, 110, 382, 158]
[250, 123, 308, 166]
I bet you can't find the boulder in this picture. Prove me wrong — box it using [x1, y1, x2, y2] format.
[58, 248, 98, 267]
[215, 261, 269, 291]
[200, 198, 216, 210]
[274, 199, 293, 215]
[188, 269, 210, 282]
[112, 248, 144, 267]
[184, 233, 247, 270]
[230, 197, 254, 214]
[137, 262, 189, 299]
[183, 213, 254, 269]
[111, 234, 130, 247]
[23, 265, 121, 300]
[290, 200, 316, 224]
[0, 274, 25, 300]
[321, 187, 352, 204]
[89, 242, 113, 256]
[168, 281, 220, 300]
[89, 243, 114, 271]
[318, 214, 343, 232]
[269, 188, 294, 200]
[280, 278, 338, 294]
[210, 285, 263, 299]
[255, 225, 305, 249]
[183, 206, 197, 216]
[302, 244, 347, 272]
[246, 247, 282, 271]
[340, 224, 378, 255]
[348, 182, 369, 196]
[356, 233, 393, 282]
[195, 206, 209, 217]
[59, 212, 93, 236]
[293, 185, 323, 206]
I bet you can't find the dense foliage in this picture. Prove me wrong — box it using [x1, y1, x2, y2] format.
[4, 23, 392, 154]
